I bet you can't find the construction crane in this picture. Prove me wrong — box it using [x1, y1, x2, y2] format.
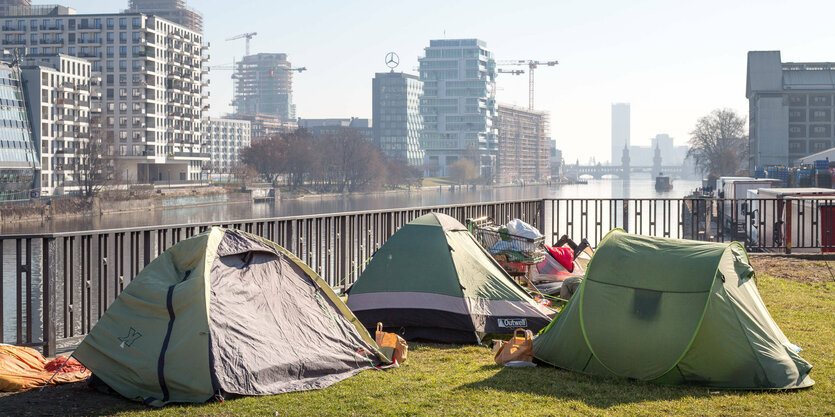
[226, 32, 257, 57]
[495, 60, 558, 109]
[210, 63, 307, 74]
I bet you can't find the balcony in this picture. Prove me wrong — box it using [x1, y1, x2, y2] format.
[2, 39, 27, 45]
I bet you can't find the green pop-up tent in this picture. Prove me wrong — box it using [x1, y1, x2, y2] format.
[533, 229, 814, 389]
[347, 212, 555, 344]
[73, 227, 387, 406]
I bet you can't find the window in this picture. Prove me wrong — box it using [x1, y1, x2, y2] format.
[106, 32, 114, 43]
[132, 18, 141, 28]
[107, 18, 114, 29]
[119, 18, 127, 29]
[119, 32, 127, 43]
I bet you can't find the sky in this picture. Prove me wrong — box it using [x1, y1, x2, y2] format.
[64, 0, 835, 164]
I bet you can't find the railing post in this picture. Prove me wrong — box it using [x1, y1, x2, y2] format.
[786, 200, 792, 254]
[143, 230, 152, 266]
[42, 237, 57, 357]
[622, 199, 629, 233]
[537, 199, 546, 235]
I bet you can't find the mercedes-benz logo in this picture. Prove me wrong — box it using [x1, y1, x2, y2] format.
[385, 52, 400, 69]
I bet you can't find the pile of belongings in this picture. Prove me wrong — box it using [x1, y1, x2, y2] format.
[485, 219, 545, 264]
[529, 235, 593, 299]
[347, 213, 555, 344]
[73, 227, 390, 406]
[533, 229, 814, 389]
[0, 345, 89, 391]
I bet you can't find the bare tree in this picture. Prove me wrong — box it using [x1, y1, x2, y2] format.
[71, 139, 114, 197]
[321, 128, 384, 192]
[449, 158, 479, 184]
[241, 137, 284, 183]
[687, 109, 748, 177]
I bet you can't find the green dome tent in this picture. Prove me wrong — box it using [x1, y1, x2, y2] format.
[533, 230, 814, 389]
[73, 227, 388, 406]
[346, 213, 555, 344]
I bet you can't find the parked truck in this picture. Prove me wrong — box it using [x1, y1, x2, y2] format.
[719, 178, 781, 240]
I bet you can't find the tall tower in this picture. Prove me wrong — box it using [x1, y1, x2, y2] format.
[127, 0, 203, 33]
[612, 103, 630, 166]
[0, 0, 30, 16]
[372, 71, 425, 166]
[621, 144, 630, 179]
[233, 53, 295, 121]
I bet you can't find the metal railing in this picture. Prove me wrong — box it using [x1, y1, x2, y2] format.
[2, 196, 834, 356]
[0, 199, 541, 356]
[545, 198, 835, 252]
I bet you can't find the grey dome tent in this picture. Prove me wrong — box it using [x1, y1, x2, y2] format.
[346, 213, 555, 344]
[533, 230, 814, 389]
[73, 227, 388, 406]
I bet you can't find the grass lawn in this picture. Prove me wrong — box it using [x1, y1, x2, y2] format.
[422, 177, 458, 187]
[2, 257, 832, 416]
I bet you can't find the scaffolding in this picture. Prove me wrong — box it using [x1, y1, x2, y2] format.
[233, 53, 294, 121]
[127, 0, 203, 32]
[495, 104, 550, 184]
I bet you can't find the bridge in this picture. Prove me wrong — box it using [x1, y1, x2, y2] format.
[564, 164, 684, 180]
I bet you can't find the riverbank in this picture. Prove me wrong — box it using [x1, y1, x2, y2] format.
[0, 186, 249, 225]
[0, 254, 830, 416]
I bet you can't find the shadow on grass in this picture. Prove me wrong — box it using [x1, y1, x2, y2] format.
[460, 365, 753, 410]
[0, 382, 141, 417]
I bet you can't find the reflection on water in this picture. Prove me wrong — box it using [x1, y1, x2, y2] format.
[1, 179, 701, 235]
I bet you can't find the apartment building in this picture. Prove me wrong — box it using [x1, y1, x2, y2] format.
[418, 38, 497, 178]
[127, 0, 202, 33]
[0, 60, 38, 200]
[233, 113, 296, 142]
[20, 54, 101, 195]
[203, 117, 250, 174]
[0, 0, 29, 17]
[495, 104, 549, 184]
[1, 7, 209, 184]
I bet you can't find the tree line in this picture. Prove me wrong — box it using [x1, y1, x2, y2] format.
[241, 127, 423, 193]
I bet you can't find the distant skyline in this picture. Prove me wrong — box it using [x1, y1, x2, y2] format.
[58, 0, 835, 164]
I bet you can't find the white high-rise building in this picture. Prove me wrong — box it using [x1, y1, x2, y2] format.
[203, 118, 250, 174]
[1, 7, 209, 183]
[611, 103, 630, 165]
[418, 39, 497, 178]
[20, 54, 102, 195]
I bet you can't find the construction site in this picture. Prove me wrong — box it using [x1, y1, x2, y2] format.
[495, 104, 551, 184]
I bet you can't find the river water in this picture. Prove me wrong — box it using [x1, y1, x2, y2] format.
[1, 178, 701, 342]
[1, 178, 701, 235]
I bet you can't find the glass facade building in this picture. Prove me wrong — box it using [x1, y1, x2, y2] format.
[418, 39, 496, 178]
[372, 71, 424, 166]
[0, 62, 38, 200]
